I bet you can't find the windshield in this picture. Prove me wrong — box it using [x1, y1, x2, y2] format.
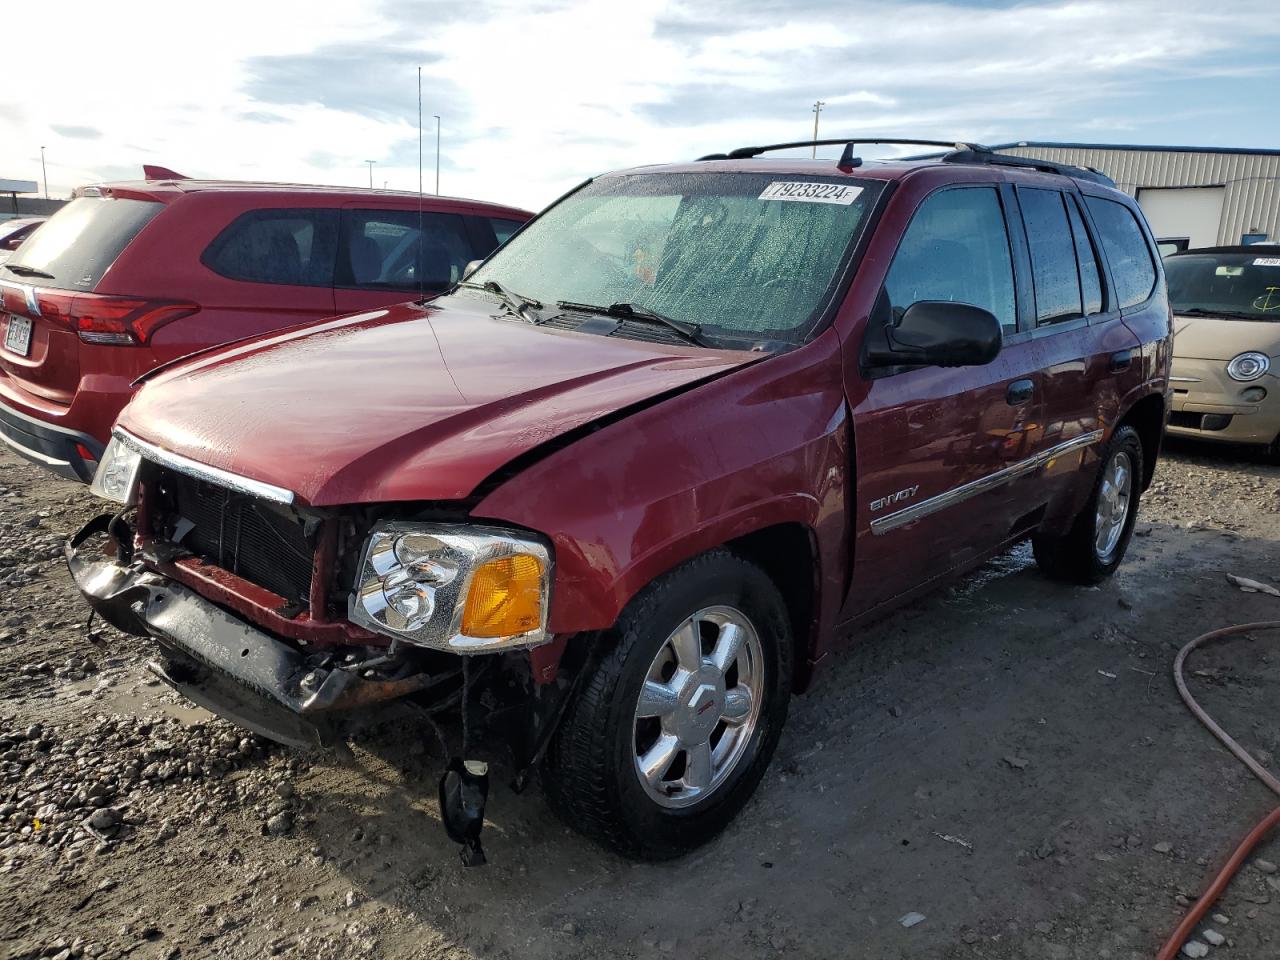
[1165, 250, 1280, 321]
[469, 172, 881, 345]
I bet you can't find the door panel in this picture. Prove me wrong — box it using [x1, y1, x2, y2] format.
[844, 184, 1047, 617]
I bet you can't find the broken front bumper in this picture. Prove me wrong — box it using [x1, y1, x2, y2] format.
[66, 515, 432, 749]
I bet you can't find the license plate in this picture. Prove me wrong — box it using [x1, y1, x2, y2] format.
[3, 315, 31, 357]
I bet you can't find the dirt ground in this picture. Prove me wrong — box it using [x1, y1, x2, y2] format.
[2, 438, 1280, 960]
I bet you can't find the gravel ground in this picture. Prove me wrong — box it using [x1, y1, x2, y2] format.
[2, 439, 1280, 960]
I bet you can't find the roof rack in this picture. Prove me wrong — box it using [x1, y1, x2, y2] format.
[939, 147, 1115, 186]
[696, 137, 1116, 186]
[697, 138, 982, 171]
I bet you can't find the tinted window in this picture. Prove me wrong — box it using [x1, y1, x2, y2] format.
[489, 218, 523, 245]
[1084, 196, 1157, 309]
[1067, 196, 1104, 315]
[1019, 188, 1082, 325]
[341, 209, 475, 292]
[2, 197, 161, 290]
[884, 186, 1016, 333]
[204, 208, 338, 286]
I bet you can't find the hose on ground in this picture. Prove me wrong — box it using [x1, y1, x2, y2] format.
[1155, 619, 1280, 960]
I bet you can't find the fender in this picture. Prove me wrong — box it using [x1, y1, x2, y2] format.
[475, 329, 853, 664]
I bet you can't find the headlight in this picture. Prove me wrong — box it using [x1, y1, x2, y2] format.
[1227, 351, 1271, 382]
[88, 435, 142, 505]
[349, 523, 551, 653]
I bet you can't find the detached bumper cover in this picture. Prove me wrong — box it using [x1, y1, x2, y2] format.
[66, 516, 428, 748]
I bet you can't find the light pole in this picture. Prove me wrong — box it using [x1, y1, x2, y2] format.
[40, 146, 48, 199]
[433, 116, 441, 195]
[811, 101, 825, 157]
[365, 159, 376, 189]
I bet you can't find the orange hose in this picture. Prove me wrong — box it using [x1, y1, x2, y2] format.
[1155, 620, 1280, 960]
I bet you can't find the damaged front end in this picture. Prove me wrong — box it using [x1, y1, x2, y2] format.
[66, 432, 577, 865]
[67, 513, 460, 748]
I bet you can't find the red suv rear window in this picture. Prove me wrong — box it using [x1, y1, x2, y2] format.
[1, 197, 162, 291]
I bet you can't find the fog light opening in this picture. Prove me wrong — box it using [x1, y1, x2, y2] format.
[1241, 386, 1268, 404]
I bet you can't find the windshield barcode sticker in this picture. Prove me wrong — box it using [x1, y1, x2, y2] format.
[758, 182, 863, 205]
[1253, 257, 1280, 267]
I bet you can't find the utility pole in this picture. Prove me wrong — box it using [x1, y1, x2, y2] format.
[811, 102, 825, 158]
[433, 115, 441, 195]
[365, 159, 376, 189]
[40, 146, 48, 199]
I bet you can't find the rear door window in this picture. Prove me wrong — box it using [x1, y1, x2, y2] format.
[884, 186, 1017, 334]
[2, 196, 161, 290]
[1083, 196, 1158, 309]
[1066, 196, 1104, 315]
[489, 218, 523, 245]
[1018, 188, 1083, 326]
[203, 208, 339, 287]
[339, 209, 475, 293]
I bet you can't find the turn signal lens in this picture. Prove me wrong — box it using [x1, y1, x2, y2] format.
[461, 554, 546, 638]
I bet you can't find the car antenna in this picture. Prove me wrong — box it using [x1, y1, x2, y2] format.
[417, 66, 425, 301]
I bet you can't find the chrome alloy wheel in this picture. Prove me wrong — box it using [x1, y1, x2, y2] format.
[632, 605, 765, 809]
[1094, 449, 1133, 561]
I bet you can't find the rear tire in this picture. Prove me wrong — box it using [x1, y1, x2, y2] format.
[1033, 425, 1144, 585]
[543, 549, 793, 860]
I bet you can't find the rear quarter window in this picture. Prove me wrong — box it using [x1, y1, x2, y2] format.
[203, 208, 339, 287]
[2, 196, 161, 290]
[1084, 196, 1158, 309]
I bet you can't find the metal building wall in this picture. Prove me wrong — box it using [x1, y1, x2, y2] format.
[996, 145, 1280, 245]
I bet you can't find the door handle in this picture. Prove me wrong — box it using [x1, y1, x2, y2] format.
[1006, 379, 1034, 406]
[1109, 350, 1133, 373]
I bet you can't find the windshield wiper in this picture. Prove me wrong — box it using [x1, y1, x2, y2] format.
[460, 279, 543, 322]
[1178, 307, 1269, 322]
[1, 264, 54, 280]
[556, 301, 711, 347]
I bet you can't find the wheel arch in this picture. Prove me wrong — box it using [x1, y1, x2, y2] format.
[724, 522, 822, 694]
[1115, 390, 1167, 491]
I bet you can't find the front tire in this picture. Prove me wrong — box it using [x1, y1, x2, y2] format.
[544, 550, 793, 860]
[1033, 424, 1144, 584]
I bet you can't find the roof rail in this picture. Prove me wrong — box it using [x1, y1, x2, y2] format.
[697, 138, 984, 168]
[940, 147, 1116, 187]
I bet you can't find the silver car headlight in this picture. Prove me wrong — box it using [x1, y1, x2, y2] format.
[348, 523, 551, 653]
[88, 435, 142, 505]
[1227, 351, 1271, 382]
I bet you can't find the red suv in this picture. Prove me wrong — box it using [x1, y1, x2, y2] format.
[0, 180, 530, 481]
[67, 140, 1171, 863]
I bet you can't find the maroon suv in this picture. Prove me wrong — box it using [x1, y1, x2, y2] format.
[67, 139, 1171, 863]
[0, 179, 530, 481]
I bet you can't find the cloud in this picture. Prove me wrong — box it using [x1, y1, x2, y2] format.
[50, 124, 102, 139]
[1, 0, 1278, 211]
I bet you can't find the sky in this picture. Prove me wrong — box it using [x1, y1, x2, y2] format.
[3, 0, 1279, 212]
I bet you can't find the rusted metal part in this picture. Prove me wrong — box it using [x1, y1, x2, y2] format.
[308, 518, 338, 624]
[152, 555, 381, 647]
[528, 635, 567, 685]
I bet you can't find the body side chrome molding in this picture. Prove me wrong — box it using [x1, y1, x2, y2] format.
[114, 428, 297, 505]
[870, 429, 1104, 536]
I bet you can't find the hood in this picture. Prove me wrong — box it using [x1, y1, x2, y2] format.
[119, 291, 758, 506]
[1173, 315, 1280, 361]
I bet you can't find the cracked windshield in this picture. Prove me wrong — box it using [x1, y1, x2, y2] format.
[469, 172, 880, 344]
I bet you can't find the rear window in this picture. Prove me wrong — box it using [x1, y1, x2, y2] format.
[203, 208, 339, 287]
[2, 197, 161, 290]
[1084, 196, 1158, 309]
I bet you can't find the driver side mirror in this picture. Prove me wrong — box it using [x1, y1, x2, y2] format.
[462, 259, 483, 281]
[867, 300, 1002, 368]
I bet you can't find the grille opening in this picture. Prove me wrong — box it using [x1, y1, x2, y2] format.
[154, 469, 316, 606]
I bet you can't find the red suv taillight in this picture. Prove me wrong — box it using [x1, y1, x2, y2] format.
[1, 285, 198, 345]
